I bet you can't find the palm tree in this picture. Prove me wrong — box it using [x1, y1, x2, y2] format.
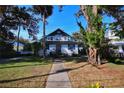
[77, 5, 105, 65]
[32, 5, 53, 58]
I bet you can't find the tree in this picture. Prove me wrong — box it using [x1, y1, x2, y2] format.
[11, 6, 39, 52]
[0, 5, 39, 57]
[32, 5, 53, 58]
[72, 32, 82, 41]
[0, 6, 16, 41]
[77, 5, 106, 65]
[102, 6, 124, 39]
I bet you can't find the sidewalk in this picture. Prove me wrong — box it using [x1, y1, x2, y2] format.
[46, 59, 71, 88]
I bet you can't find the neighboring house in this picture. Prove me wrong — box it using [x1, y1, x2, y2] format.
[13, 42, 34, 54]
[105, 30, 124, 54]
[13, 41, 24, 52]
[39, 28, 81, 56]
[105, 30, 120, 40]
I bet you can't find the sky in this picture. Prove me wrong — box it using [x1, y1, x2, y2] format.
[17, 5, 115, 40]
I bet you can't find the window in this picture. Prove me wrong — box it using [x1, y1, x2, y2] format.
[51, 37, 53, 40]
[64, 36, 66, 40]
[47, 37, 51, 41]
[55, 35, 60, 41]
[68, 44, 75, 50]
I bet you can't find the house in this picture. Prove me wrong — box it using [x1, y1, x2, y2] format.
[13, 41, 24, 52]
[13, 41, 34, 55]
[105, 30, 124, 56]
[39, 28, 81, 56]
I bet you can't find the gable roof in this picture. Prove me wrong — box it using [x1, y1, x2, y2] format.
[46, 28, 71, 37]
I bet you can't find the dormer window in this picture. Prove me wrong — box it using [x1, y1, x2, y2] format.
[57, 31, 61, 34]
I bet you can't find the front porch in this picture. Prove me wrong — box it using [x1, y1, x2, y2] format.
[46, 43, 78, 56]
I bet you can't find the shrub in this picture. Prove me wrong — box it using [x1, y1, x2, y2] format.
[0, 42, 16, 58]
[114, 58, 122, 64]
[88, 82, 103, 88]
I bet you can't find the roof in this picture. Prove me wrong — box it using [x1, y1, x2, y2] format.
[46, 28, 71, 37]
[45, 28, 77, 41]
[109, 40, 124, 46]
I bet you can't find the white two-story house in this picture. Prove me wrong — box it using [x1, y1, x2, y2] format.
[105, 30, 124, 54]
[39, 28, 80, 56]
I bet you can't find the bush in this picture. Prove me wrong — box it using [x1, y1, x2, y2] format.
[72, 53, 79, 57]
[114, 58, 122, 64]
[0, 42, 16, 58]
[88, 82, 103, 88]
[108, 56, 123, 64]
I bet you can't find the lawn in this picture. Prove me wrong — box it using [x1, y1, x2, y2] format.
[0, 56, 52, 88]
[64, 57, 124, 88]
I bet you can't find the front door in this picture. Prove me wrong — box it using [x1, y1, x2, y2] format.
[56, 44, 61, 55]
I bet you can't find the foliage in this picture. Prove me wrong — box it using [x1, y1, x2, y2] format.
[103, 6, 124, 38]
[23, 43, 32, 51]
[88, 82, 102, 88]
[11, 6, 39, 40]
[115, 58, 122, 63]
[0, 6, 39, 40]
[0, 6, 16, 41]
[23, 41, 41, 56]
[0, 41, 15, 58]
[32, 42, 41, 56]
[0, 6, 16, 58]
[0, 6, 40, 56]
[76, 6, 109, 64]
[72, 32, 82, 41]
[77, 16, 105, 48]
[109, 57, 124, 64]
[32, 5, 53, 18]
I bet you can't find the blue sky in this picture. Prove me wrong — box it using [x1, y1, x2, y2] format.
[18, 5, 115, 40]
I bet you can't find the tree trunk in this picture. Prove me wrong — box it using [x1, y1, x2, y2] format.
[80, 5, 92, 32]
[88, 47, 101, 65]
[17, 25, 21, 52]
[42, 13, 46, 58]
[92, 5, 98, 16]
[97, 53, 101, 65]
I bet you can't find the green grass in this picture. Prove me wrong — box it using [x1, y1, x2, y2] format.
[108, 62, 124, 70]
[0, 56, 52, 88]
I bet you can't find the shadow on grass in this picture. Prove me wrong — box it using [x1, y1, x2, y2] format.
[0, 63, 49, 69]
[0, 63, 89, 84]
[0, 56, 52, 65]
[56, 63, 89, 73]
[0, 56, 52, 69]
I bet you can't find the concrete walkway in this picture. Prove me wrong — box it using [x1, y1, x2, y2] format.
[46, 59, 71, 88]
